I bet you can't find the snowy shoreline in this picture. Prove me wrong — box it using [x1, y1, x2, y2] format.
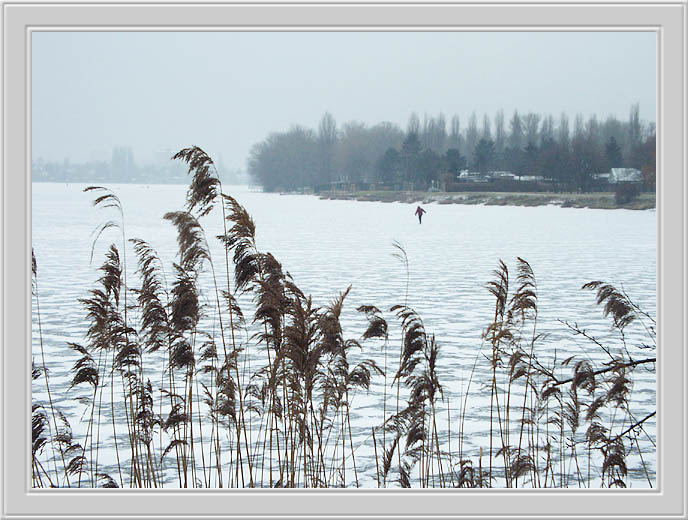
[317, 190, 656, 210]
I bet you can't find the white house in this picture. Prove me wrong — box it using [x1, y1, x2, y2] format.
[491, 171, 516, 180]
[610, 168, 643, 184]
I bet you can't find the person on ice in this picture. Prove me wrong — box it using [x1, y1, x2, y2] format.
[415, 205, 427, 224]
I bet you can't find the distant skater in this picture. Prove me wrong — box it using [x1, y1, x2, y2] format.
[415, 205, 427, 224]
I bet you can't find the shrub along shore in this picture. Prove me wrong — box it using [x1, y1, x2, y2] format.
[317, 190, 656, 210]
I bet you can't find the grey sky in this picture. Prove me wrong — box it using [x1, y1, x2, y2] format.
[32, 31, 656, 169]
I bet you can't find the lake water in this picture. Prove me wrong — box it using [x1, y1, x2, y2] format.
[31, 183, 657, 488]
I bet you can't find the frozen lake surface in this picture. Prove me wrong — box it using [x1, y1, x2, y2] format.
[31, 183, 656, 488]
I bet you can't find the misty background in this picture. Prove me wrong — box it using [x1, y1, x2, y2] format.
[32, 31, 655, 182]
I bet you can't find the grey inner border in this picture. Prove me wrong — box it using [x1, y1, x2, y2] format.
[3, 2, 685, 519]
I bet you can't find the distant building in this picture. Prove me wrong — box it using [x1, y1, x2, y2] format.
[610, 168, 643, 184]
[592, 173, 612, 182]
[458, 171, 489, 182]
[491, 171, 516, 180]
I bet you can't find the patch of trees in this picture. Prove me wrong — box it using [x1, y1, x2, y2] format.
[248, 105, 656, 193]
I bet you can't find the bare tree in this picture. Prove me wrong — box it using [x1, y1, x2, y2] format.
[558, 113, 570, 149]
[523, 113, 541, 145]
[540, 115, 555, 144]
[628, 103, 641, 147]
[434, 113, 447, 152]
[482, 114, 492, 140]
[449, 115, 462, 151]
[509, 110, 523, 150]
[494, 110, 506, 155]
[318, 112, 338, 184]
[407, 113, 420, 136]
[465, 112, 479, 165]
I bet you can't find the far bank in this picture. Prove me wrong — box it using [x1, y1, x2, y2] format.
[316, 190, 656, 210]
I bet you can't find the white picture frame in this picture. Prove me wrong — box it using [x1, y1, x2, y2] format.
[2, 1, 685, 518]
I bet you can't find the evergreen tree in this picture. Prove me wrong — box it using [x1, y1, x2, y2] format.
[536, 137, 559, 180]
[473, 138, 496, 174]
[523, 141, 539, 176]
[417, 149, 443, 189]
[445, 148, 467, 175]
[401, 132, 421, 186]
[605, 136, 624, 170]
[376, 148, 401, 185]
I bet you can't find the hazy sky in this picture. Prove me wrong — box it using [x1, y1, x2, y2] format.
[32, 31, 656, 169]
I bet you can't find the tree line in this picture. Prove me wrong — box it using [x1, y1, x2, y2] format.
[248, 105, 656, 193]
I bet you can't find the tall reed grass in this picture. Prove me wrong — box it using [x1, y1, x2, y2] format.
[31, 146, 656, 488]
